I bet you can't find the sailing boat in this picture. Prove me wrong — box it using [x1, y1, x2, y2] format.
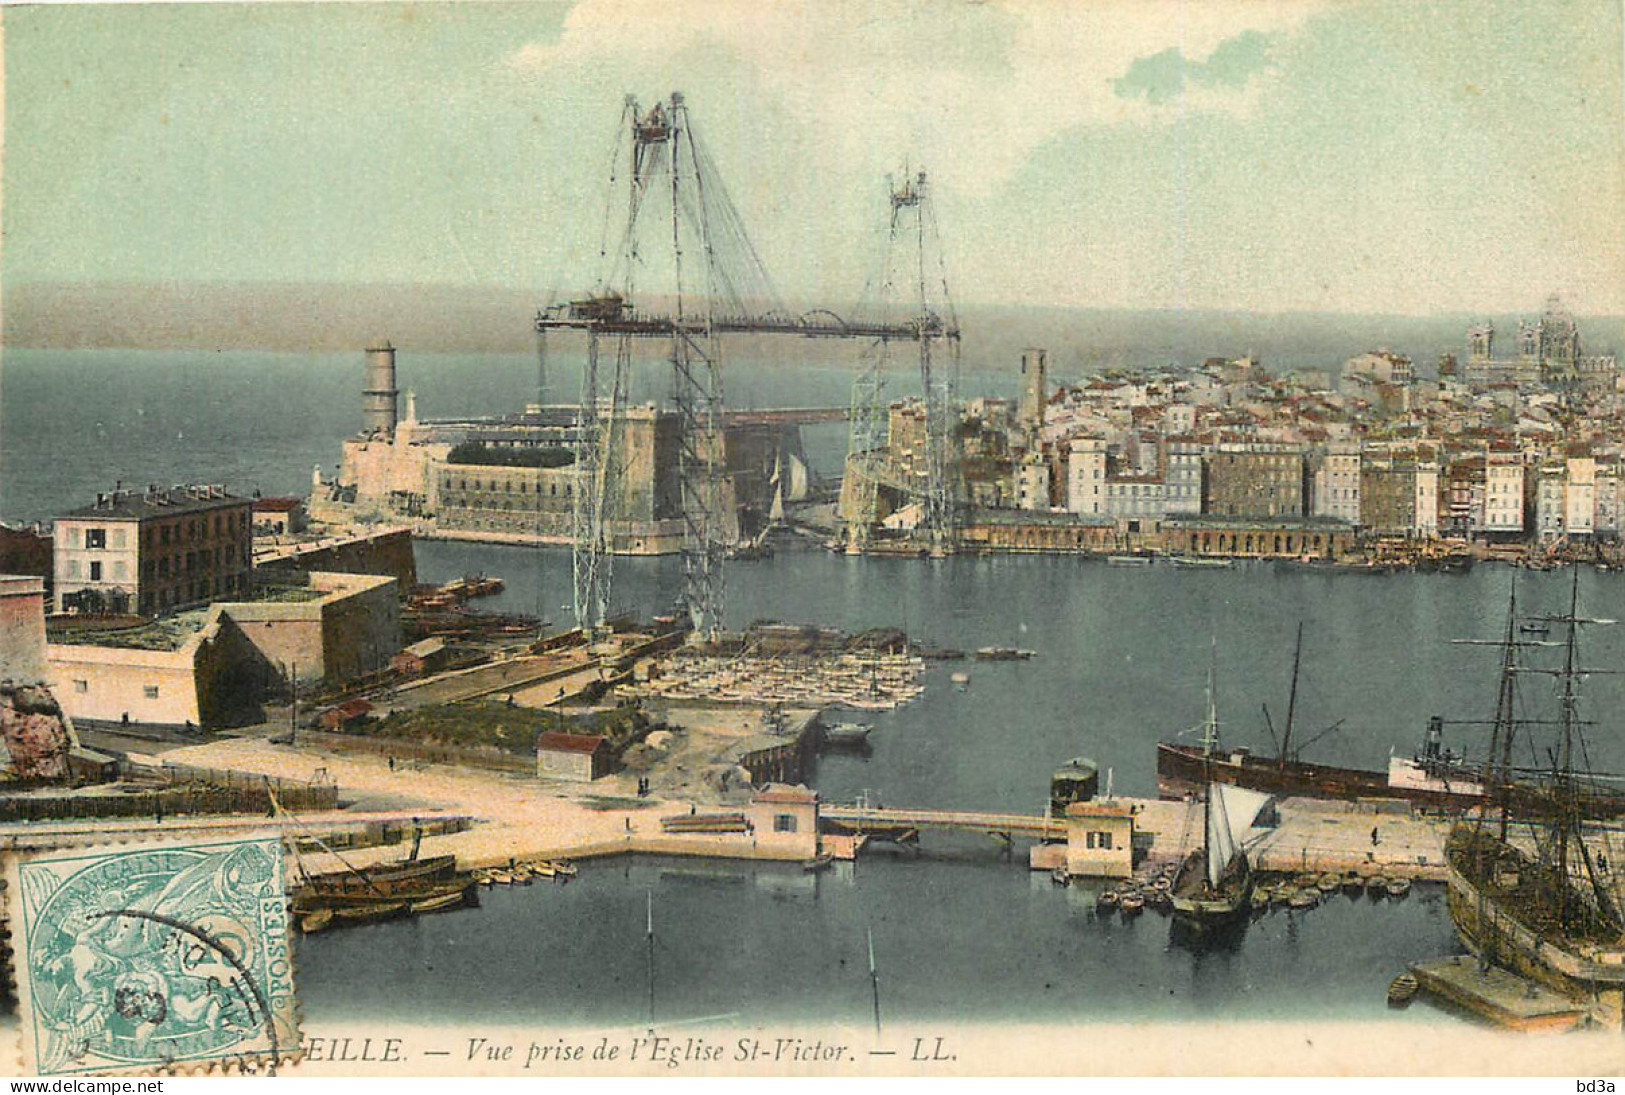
[277, 797, 476, 932]
[1444, 574, 1625, 1025]
[1170, 657, 1274, 932]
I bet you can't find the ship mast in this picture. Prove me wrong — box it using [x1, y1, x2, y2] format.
[1199, 638, 1220, 756]
[1277, 622, 1303, 770]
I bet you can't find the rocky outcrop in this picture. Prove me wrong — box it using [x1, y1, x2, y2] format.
[0, 683, 73, 781]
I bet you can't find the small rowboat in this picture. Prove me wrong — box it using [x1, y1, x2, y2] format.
[411, 890, 472, 915]
[805, 854, 836, 874]
[1342, 872, 1364, 895]
[1385, 877, 1412, 899]
[1096, 889, 1120, 910]
[300, 908, 334, 934]
[1051, 867, 1070, 887]
[1316, 873, 1341, 893]
[1365, 875, 1388, 896]
[1387, 972, 1420, 1007]
[1119, 893, 1146, 916]
[1288, 889, 1320, 910]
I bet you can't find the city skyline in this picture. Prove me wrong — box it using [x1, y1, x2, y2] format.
[4, 0, 1623, 320]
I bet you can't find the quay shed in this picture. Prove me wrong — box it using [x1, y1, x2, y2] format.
[322, 698, 374, 732]
[746, 784, 819, 858]
[536, 730, 613, 782]
[392, 637, 448, 678]
[1064, 799, 1134, 879]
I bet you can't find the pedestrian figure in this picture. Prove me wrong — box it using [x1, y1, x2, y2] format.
[1371, 826, 1380, 847]
[388, 756, 396, 772]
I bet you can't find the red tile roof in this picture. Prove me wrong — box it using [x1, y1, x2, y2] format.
[253, 496, 304, 513]
[536, 731, 608, 754]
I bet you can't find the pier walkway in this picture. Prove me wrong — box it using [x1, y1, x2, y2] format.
[821, 805, 1066, 841]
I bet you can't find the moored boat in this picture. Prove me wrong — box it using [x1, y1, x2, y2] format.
[1387, 971, 1420, 1007]
[1170, 656, 1275, 936]
[974, 646, 1036, 661]
[1444, 577, 1625, 1028]
[822, 722, 875, 749]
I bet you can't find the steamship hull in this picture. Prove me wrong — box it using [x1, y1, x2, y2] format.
[1156, 742, 1484, 811]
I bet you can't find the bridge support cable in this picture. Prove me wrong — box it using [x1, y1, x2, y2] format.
[536, 93, 962, 634]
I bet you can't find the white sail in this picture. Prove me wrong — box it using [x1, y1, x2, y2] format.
[786, 452, 811, 502]
[1206, 783, 1273, 888]
[769, 481, 786, 524]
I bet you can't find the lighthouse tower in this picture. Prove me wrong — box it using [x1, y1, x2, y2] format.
[362, 340, 399, 438]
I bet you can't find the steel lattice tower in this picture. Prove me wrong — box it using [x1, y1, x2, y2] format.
[845, 169, 961, 554]
[539, 94, 958, 637]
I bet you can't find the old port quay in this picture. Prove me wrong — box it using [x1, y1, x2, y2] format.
[14, 601, 1625, 1030]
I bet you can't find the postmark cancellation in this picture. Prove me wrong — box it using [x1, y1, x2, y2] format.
[5, 833, 299, 1075]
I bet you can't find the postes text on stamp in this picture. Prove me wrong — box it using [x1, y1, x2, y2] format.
[6, 833, 298, 1075]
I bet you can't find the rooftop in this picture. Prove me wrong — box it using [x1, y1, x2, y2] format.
[252, 496, 304, 513]
[536, 731, 608, 754]
[64, 485, 245, 521]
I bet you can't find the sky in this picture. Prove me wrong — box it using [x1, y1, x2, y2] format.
[4, 0, 1624, 316]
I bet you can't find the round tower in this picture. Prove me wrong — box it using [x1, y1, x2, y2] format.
[362, 340, 399, 437]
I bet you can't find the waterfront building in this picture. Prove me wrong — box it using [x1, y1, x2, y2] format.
[1102, 476, 1168, 524]
[1534, 463, 1566, 539]
[746, 785, 821, 859]
[46, 570, 400, 729]
[1483, 451, 1526, 534]
[1415, 461, 1440, 536]
[1439, 456, 1486, 539]
[54, 485, 252, 617]
[1204, 444, 1306, 520]
[1066, 438, 1109, 515]
[1164, 442, 1205, 516]
[325, 344, 808, 552]
[1063, 799, 1134, 879]
[1308, 442, 1361, 525]
[1564, 456, 1597, 538]
[535, 731, 613, 782]
[958, 510, 1117, 553]
[1015, 454, 1051, 511]
[1360, 455, 1437, 537]
[1164, 517, 1353, 560]
[1595, 463, 1621, 537]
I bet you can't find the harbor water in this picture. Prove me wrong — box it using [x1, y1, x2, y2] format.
[296, 539, 1625, 1027]
[14, 348, 1625, 1025]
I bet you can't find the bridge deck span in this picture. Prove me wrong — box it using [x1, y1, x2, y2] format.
[821, 805, 1066, 839]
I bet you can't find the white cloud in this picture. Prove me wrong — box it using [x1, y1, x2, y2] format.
[502, 0, 1328, 196]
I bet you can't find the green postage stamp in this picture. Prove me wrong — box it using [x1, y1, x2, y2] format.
[5, 834, 299, 1075]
